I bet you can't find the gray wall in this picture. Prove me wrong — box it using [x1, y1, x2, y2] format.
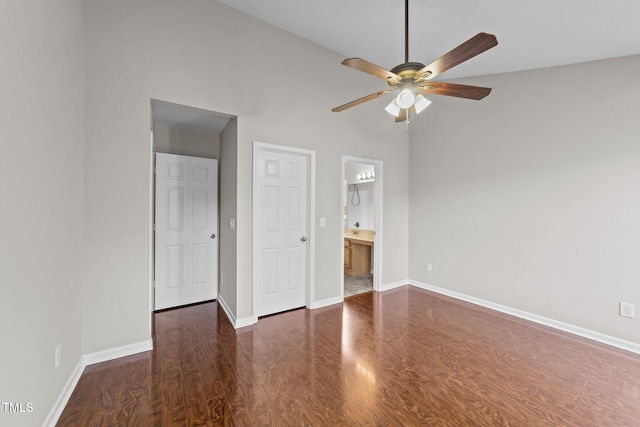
[153, 123, 220, 158]
[83, 0, 410, 352]
[219, 118, 238, 314]
[0, 1, 85, 425]
[409, 54, 640, 344]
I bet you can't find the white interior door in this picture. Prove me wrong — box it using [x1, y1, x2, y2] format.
[155, 153, 218, 310]
[255, 146, 309, 317]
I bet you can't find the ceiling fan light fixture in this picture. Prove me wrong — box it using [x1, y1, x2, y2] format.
[385, 100, 401, 117]
[413, 94, 432, 114]
[395, 88, 415, 109]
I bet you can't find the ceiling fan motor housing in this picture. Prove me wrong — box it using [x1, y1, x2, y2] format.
[388, 62, 431, 87]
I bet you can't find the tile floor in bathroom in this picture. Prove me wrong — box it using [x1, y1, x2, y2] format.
[344, 273, 373, 297]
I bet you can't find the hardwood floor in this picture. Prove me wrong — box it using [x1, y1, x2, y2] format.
[57, 286, 640, 426]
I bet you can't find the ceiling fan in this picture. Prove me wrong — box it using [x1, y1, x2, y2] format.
[332, 0, 498, 122]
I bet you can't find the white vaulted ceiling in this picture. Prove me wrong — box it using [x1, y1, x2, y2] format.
[217, 0, 640, 79]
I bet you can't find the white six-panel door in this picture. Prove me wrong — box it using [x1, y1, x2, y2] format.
[155, 153, 218, 310]
[255, 147, 309, 317]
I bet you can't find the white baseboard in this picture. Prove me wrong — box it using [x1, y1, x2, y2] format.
[409, 279, 640, 355]
[83, 339, 153, 366]
[43, 338, 153, 426]
[235, 316, 255, 328]
[233, 317, 256, 329]
[217, 295, 235, 325]
[217, 295, 255, 329]
[309, 296, 343, 309]
[378, 279, 409, 292]
[42, 359, 85, 427]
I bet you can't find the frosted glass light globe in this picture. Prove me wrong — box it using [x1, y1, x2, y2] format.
[396, 89, 415, 109]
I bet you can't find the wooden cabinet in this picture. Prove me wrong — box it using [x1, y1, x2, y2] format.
[344, 237, 372, 276]
[344, 239, 351, 271]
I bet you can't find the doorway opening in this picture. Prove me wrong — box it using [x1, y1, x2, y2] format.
[149, 100, 236, 319]
[342, 156, 383, 298]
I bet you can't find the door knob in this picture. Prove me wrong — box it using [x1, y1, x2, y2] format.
[300, 236, 307, 242]
[210, 234, 216, 239]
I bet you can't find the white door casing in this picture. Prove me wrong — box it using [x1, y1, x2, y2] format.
[155, 153, 219, 310]
[253, 142, 315, 319]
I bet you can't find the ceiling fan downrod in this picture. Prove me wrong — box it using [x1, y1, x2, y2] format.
[405, 0, 409, 63]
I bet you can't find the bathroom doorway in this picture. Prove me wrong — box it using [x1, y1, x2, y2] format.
[342, 156, 383, 298]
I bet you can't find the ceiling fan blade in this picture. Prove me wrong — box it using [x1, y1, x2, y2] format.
[422, 81, 492, 100]
[331, 89, 394, 112]
[395, 109, 407, 123]
[417, 33, 498, 80]
[342, 58, 400, 82]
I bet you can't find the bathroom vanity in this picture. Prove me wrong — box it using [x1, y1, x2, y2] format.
[344, 229, 374, 276]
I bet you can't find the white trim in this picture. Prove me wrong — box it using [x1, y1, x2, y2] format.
[341, 156, 384, 296]
[44, 338, 153, 426]
[409, 279, 640, 355]
[379, 279, 409, 292]
[308, 149, 317, 316]
[83, 340, 153, 366]
[252, 141, 316, 321]
[235, 316, 255, 329]
[149, 130, 155, 336]
[309, 296, 343, 309]
[217, 295, 255, 328]
[42, 359, 85, 427]
[217, 295, 236, 325]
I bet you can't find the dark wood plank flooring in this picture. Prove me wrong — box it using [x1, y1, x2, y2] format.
[57, 286, 640, 426]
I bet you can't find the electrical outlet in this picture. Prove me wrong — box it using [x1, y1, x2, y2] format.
[620, 302, 635, 318]
[55, 343, 62, 368]
[426, 263, 432, 272]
